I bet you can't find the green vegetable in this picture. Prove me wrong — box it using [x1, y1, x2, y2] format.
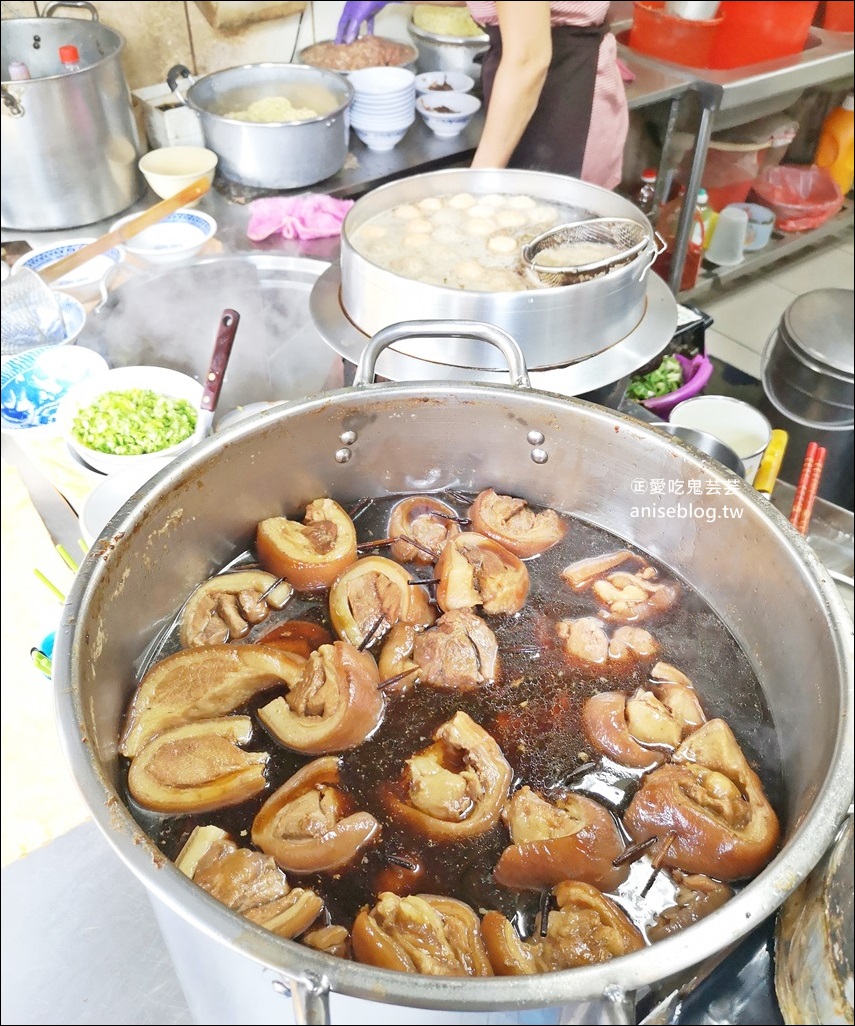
[72, 388, 197, 456]
[626, 355, 684, 401]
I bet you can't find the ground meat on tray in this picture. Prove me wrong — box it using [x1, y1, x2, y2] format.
[301, 37, 416, 72]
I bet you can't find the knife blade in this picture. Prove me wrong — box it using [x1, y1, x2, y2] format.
[1, 433, 84, 556]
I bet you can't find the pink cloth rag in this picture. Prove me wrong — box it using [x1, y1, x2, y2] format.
[247, 194, 354, 242]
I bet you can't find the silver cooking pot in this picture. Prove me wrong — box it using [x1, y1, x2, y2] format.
[167, 63, 352, 190]
[54, 324, 853, 1025]
[407, 20, 490, 80]
[338, 169, 660, 370]
[1, 2, 143, 229]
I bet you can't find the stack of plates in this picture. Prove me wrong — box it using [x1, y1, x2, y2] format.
[348, 67, 415, 151]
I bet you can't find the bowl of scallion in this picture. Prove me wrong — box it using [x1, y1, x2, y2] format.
[57, 365, 204, 475]
[627, 352, 714, 419]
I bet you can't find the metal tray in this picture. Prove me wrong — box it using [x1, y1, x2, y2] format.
[310, 260, 677, 395]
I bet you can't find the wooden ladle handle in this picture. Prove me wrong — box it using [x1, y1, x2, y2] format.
[40, 177, 211, 285]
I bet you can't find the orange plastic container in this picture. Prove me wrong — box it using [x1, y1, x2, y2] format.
[822, 2, 855, 33]
[815, 94, 854, 195]
[709, 2, 819, 69]
[628, 1, 723, 69]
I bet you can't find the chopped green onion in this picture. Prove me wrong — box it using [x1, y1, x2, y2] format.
[71, 388, 197, 456]
[627, 355, 684, 401]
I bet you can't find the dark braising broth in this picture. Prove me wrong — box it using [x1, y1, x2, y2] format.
[123, 490, 782, 961]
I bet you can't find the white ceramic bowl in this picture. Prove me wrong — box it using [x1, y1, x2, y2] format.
[670, 395, 773, 485]
[57, 292, 87, 345]
[57, 365, 205, 475]
[1, 288, 87, 357]
[416, 91, 481, 138]
[80, 457, 174, 544]
[353, 125, 412, 152]
[414, 71, 475, 96]
[138, 146, 218, 205]
[12, 240, 125, 302]
[1, 345, 109, 430]
[110, 210, 217, 265]
[348, 66, 416, 96]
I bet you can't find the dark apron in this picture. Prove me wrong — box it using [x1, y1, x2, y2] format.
[480, 21, 606, 176]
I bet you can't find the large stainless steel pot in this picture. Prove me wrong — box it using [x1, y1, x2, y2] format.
[168, 63, 352, 190]
[408, 20, 490, 80]
[54, 324, 853, 1025]
[1, 2, 143, 230]
[339, 169, 658, 369]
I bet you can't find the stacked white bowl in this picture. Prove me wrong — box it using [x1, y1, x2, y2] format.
[348, 67, 416, 152]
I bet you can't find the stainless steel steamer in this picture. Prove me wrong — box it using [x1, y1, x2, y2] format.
[54, 326, 853, 1026]
[338, 169, 660, 369]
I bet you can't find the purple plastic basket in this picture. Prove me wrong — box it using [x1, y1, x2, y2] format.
[642, 353, 714, 419]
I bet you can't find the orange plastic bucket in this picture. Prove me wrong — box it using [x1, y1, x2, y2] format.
[708, 1, 819, 69]
[628, 1, 723, 69]
[822, 1, 855, 33]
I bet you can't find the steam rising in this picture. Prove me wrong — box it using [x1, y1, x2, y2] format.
[82, 258, 342, 420]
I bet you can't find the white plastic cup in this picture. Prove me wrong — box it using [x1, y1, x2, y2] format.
[705, 205, 749, 266]
[665, 1, 721, 19]
[670, 395, 773, 484]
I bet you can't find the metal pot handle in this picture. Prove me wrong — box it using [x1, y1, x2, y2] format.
[354, 320, 532, 389]
[167, 64, 196, 105]
[43, 1, 99, 19]
[282, 973, 331, 1026]
[1, 85, 25, 118]
[635, 232, 667, 284]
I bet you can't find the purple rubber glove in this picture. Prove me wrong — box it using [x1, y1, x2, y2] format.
[335, 1, 399, 45]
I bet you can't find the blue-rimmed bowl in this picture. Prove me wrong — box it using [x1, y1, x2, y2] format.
[12, 239, 125, 302]
[1, 345, 109, 430]
[110, 209, 217, 266]
[416, 90, 481, 138]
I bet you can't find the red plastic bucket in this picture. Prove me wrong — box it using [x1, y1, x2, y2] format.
[708, 1, 819, 69]
[822, 1, 855, 33]
[628, 1, 723, 69]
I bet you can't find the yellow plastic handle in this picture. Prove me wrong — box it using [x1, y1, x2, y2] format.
[754, 429, 789, 496]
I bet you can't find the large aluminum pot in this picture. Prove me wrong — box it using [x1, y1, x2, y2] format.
[1, 2, 143, 230]
[54, 324, 853, 1026]
[168, 63, 352, 190]
[339, 169, 658, 370]
[408, 20, 490, 80]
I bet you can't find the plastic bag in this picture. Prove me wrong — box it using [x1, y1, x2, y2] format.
[750, 164, 843, 232]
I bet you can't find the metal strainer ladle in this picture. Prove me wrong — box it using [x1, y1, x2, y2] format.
[522, 218, 652, 287]
[1, 267, 67, 355]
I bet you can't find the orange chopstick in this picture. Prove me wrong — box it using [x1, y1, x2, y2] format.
[795, 446, 827, 536]
[789, 442, 817, 530]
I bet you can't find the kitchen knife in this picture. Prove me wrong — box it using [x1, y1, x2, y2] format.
[1, 434, 84, 557]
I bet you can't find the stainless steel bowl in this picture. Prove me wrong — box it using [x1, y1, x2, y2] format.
[653, 422, 747, 478]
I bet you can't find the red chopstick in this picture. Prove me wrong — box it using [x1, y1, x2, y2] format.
[789, 442, 827, 536]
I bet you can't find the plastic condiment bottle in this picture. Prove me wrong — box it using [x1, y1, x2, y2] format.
[815, 93, 854, 196]
[58, 44, 82, 73]
[653, 194, 705, 292]
[7, 60, 31, 81]
[695, 188, 719, 250]
[634, 168, 658, 216]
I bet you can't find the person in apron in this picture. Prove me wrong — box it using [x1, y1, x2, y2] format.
[335, 2, 628, 188]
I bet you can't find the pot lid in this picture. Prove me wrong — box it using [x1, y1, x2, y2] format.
[781, 289, 854, 379]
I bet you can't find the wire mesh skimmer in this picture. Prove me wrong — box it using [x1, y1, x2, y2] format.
[522, 218, 652, 287]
